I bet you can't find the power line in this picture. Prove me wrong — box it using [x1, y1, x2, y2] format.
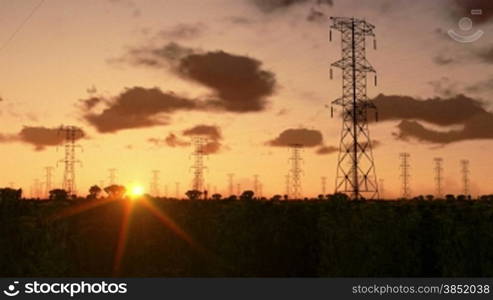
[0, 0, 45, 52]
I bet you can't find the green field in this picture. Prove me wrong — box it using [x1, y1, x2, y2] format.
[1, 190, 493, 277]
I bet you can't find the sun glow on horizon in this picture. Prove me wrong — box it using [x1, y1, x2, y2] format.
[129, 185, 145, 198]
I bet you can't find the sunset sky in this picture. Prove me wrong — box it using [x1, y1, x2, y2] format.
[1, 0, 493, 198]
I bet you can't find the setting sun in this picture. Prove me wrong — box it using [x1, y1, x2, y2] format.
[129, 185, 145, 198]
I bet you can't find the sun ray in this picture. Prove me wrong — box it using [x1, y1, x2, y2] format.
[140, 198, 204, 253]
[46, 198, 117, 222]
[112, 200, 134, 276]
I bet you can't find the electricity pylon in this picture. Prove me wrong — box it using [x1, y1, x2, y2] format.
[434, 157, 443, 198]
[329, 17, 379, 200]
[57, 125, 83, 195]
[289, 144, 303, 199]
[400, 153, 411, 198]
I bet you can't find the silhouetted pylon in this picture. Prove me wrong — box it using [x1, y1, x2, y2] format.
[57, 125, 83, 195]
[330, 17, 379, 200]
[289, 144, 303, 199]
[399, 153, 411, 198]
[434, 157, 443, 198]
[460, 159, 470, 196]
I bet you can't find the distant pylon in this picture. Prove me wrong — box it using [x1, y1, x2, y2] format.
[57, 125, 83, 195]
[253, 174, 259, 196]
[34, 178, 42, 198]
[285, 174, 290, 198]
[399, 153, 411, 198]
[259, 183, 263, 198]
[175, 182, 180, 199]
[108, 168, 117, 185]
[330, 17, 379, 200]
[191, 136, 207, 191]
[227, 173, 234, 196]
[44, 166, 54, 198]
[289, 144, 303, 199]
[236, 183, 241, 195]
[434, 158, 443, 198]
[150, 170, 160, 197]
[460, 159, 470, 196]
[321, 176, 327, 195]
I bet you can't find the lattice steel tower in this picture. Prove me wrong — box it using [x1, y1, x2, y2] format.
[460, 159, 470, 196]
[329, 17, 379, 200]
[434, 157, 443, 198]
[44, 166, 54, 198]
[191, 136, 207, 191]
[227, 173, 234, 196]
[321, 176, 327, 195]
[150, 170, 160, 197]
[57, 125, 83, 195]
[400, 153, 411, 198]
[253, 174, 259, 196]
[108, 168, 117, 185]
[289, 144, 303, 199]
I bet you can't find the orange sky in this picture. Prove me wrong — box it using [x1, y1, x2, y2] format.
[1, 0, 493, 198]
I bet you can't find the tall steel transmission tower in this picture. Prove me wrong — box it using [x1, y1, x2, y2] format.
[227, 173, 234, 196]
[460, 159, 470, 196]
[190, 137, 207, 191]
[150, 170, 160, 197]
[57, 125, 83, 195]
[330, 17, 379, 200]
[399, 153, 411, 198]
[253, 174, 259, 196]
[289, 144, 303, 199]
[434, 157, 443, 198]
[108, 168, 117, 185]
[175, 182, 180, 199]
[44, 166, 54, 198]
[321, 176, 327, 195]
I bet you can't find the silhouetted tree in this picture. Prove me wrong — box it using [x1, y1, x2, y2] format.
[271, 194, 282, 201]
[49, 189, 68, 201]
[283, 194, 288, 201]
[425, 195, 434, 201]
[0, 188, 22, 201]
[185, 190, 202, 200]
[104, 185, 126, 199]
[87, 185, 102, 200]
[445, 194, 456, 201]
[212, 193, 222, 200]
[240, 190, 254, 200]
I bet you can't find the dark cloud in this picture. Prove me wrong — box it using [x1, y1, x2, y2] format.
[449, 0, 493, 25]
[316, 145, 337, 155]
[80, 97, 102, 111]
[267, 128, 323, 147]
[371, 94, 485, 126]
[372, 94, 493, 144]
[127, 42, 196, 68]
[182, 124, 222, 140]
[125, 42, 277, 113]
[82, 87, 199, 133]
[0, 126, 84, 151]
[148, 133, 191, 147]
[202, 141, 222, 154]
[182, 125, 223, 154]
[158, 23, 205, 40]
[147, 125, 223, 154]
[176, 50, 276, 112]
[249, 0, 332, 13]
